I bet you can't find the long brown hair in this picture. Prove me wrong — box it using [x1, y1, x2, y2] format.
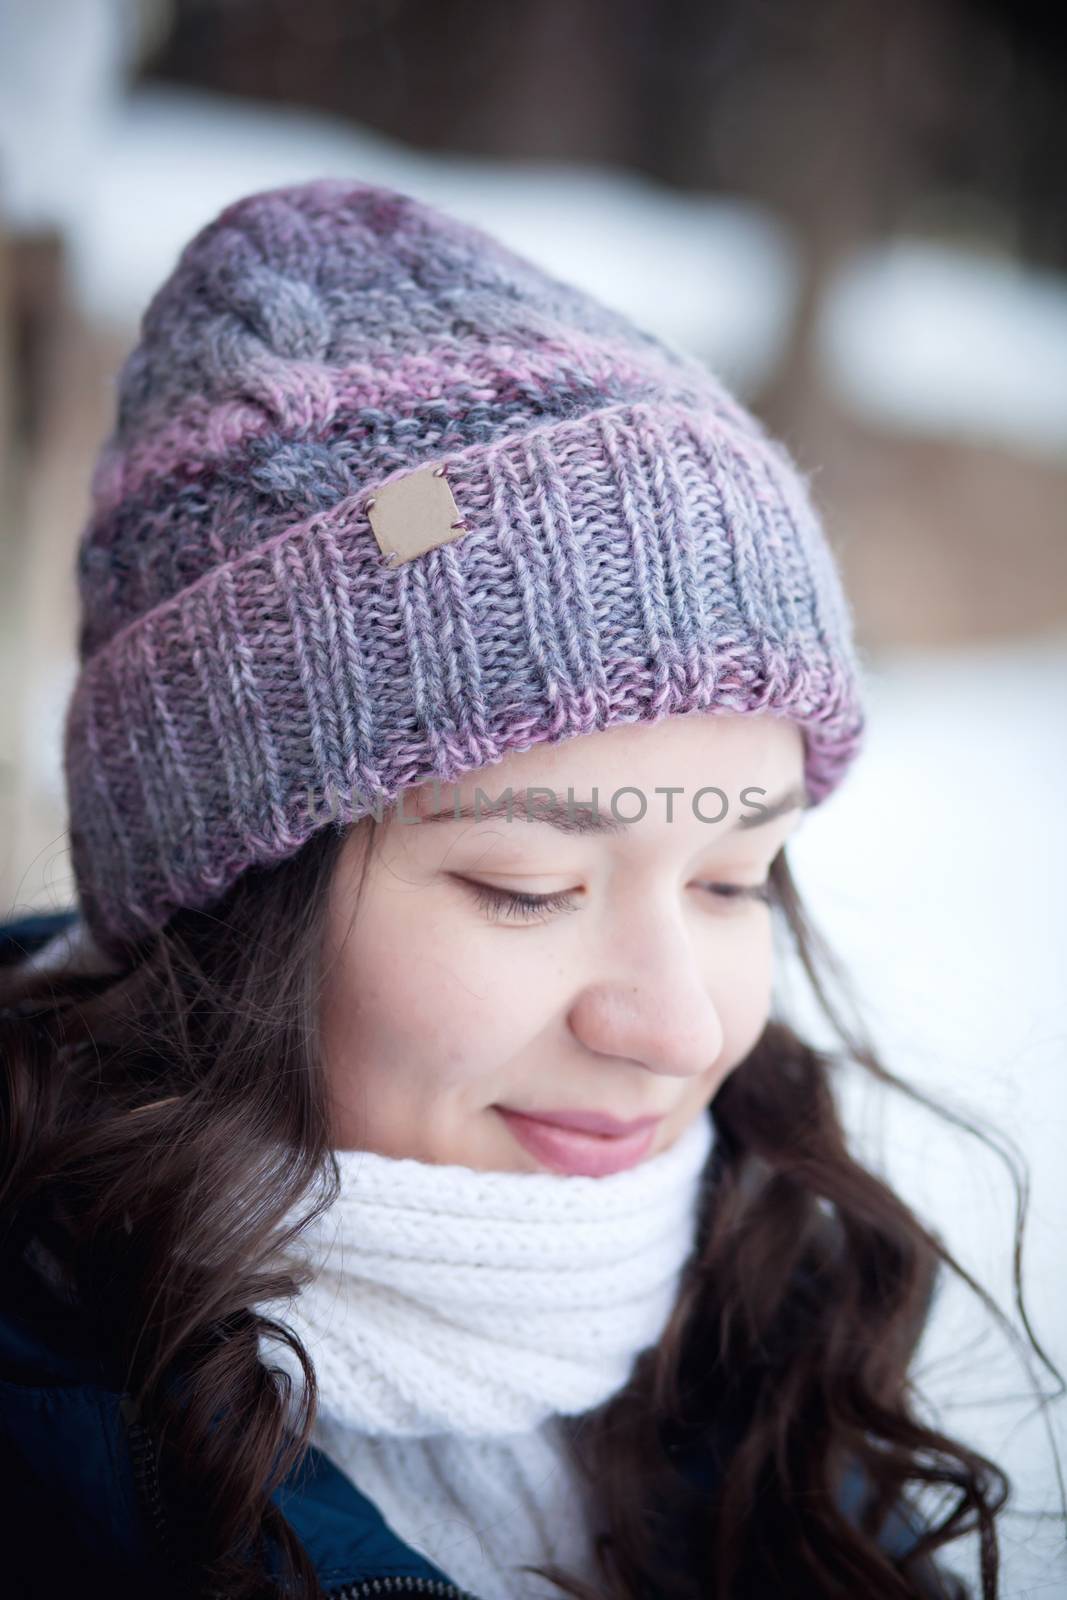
[0, 815, 1061, 1599]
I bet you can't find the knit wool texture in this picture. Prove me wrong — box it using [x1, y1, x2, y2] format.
[256, 1105, 715, 1599]
[64, 176, 867, 958]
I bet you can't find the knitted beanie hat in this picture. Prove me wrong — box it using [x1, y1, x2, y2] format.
[63, 176, 866, 960]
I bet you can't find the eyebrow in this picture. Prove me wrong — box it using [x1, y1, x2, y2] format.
[410, 784, 810, 836]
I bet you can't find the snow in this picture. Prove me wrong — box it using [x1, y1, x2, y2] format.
[1, 60, 797, 399]
[785, 630, 1067, 1596]
[816, 239, 1067, 462]
[6, 0, 1065, 453]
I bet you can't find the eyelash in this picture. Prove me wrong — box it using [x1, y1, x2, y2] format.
[465, 879, 773, 923]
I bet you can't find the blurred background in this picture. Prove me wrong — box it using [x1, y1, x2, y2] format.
[1, 0, 1064, 1592]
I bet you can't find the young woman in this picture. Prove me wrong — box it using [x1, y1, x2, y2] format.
[0, 177, 1045, 1600]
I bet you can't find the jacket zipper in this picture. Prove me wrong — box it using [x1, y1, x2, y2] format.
[323, 1578, 480, 1599]
[120, 1391, 180, 1565]
[105, 1393, 959, 1600]
[121, 1395, 480, 1600]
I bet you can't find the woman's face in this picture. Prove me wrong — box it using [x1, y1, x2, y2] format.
[320, 711, 806, 1171]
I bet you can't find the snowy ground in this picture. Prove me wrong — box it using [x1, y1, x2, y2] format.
[784, 629, 1067, 1597]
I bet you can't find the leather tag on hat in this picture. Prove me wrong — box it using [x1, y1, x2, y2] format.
[366, 464, 468, 567]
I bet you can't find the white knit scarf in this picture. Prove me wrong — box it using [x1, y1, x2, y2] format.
[257, 1108, 715, 1598]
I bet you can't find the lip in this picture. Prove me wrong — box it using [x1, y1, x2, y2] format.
[495, 1107, 661, 1177]
[505, 1108, 662, 1137]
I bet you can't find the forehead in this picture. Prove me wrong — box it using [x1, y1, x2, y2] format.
[393, 714, 807, 851]
[409, 712, 804, 811]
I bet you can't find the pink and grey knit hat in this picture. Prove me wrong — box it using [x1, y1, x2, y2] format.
[63, 176, 866, 959]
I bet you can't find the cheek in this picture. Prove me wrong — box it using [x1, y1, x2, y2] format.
[319, 931, 493, 1155]
[323, 935, 470, 1069]
[714, 922, 775, 1067]
[320, 902, 541, 1097]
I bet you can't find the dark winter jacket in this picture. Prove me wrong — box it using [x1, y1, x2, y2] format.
[0, 910, 967, 1599]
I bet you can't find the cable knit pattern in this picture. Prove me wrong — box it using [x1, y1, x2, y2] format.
[256, 1108, 714, 1600]
[62, 176, 867, 958]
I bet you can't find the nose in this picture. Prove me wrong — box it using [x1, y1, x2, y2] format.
[566, 927, 725, 1079]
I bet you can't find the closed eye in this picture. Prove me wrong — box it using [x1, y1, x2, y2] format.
[460, 879, 772, 923]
